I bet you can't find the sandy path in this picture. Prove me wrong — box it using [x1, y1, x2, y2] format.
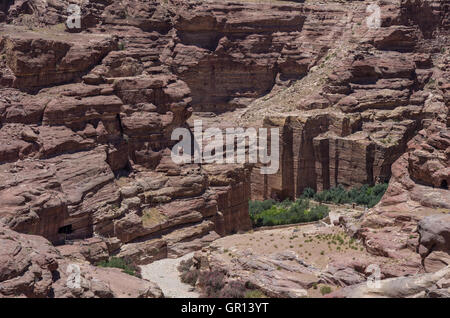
[140, 252, 199, 298]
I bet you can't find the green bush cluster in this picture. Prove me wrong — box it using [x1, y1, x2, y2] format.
[320, 285, 332, 295]
[302, 183, 388, 208]
[96, 257, 137, 276]
[249, 198, 329, 227]
[248, 199, 276, 215]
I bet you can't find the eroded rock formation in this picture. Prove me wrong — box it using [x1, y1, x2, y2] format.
[0, 222, 163, 298]
[243, 0, 449, 200]
[0, 0, 448, 298]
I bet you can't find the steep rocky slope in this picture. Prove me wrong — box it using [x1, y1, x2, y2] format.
[0, 0, 449, 297]
[0, 222, 163, 297]
[190, 221, 450, 298]
[0, 1, 258, 262]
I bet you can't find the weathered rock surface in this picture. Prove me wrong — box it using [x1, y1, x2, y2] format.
[193, 247, 319, 298]
[187, 218, 447, 298]
[0, 25, 118, 90]
[328, 265, 450, 298]
[0, 2, 260, 258]
[0, 222, 163, 298]
[418, 214, 450, 272]
[224, 0, 449, 202]
[0, 0, 449, 298]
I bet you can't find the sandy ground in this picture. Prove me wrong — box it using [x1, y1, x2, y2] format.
[140, 252, 199, 298]
[206, 222, 372, 297]
[213, 224, 366, 270]
[140, 205, 375, 298]
[210, 203, 368, 269]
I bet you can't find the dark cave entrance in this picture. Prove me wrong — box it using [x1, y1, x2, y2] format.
[0, 1, 12, 13]
[440, 180, 448, 190]
[58, 224, 73, 235]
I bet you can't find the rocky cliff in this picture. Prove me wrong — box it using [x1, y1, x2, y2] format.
[0, 0, 449, 298]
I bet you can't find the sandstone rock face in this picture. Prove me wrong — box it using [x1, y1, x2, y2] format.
[187, 217, 446, 298]
[0, 0, 449, 298]
[0, 222, 60, 297]
[0, 1, 259, 258]
[235, 0, 450, 201]
[193, 246, 320, 298]
[167, 1, 309, 112]
[250, 49, 445, 200]
[418, 214, 450, 272]
[52, 262, 164, 298]
[0, 26, 118, 90]
[328, 265, 450, 298]
[339, 209, 425, 278]
[0, 223, 163, 298]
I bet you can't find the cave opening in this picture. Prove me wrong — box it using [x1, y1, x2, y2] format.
[58, 224, 73, 234]
[1, 0, 13, 13]
[440, 180, 448, 190]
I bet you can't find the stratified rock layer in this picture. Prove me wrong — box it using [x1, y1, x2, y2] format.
[0, 0, 449, 298]
[0, 222, 163, 298]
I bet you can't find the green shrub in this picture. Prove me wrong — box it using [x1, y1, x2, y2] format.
[301, 187, 316, 198]
[118, 41, 126, 50]
[320, 285, 332, 295]
[249, 199, 276, 215]
[97, 257, 137, 276]
[311, 183, 388, 208]
[244, 289, 267, 298]
[249, 183, 387, 227]
[249, 199, 329, 227]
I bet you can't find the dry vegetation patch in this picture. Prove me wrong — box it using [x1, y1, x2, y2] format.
[142, 208, 168, 228]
